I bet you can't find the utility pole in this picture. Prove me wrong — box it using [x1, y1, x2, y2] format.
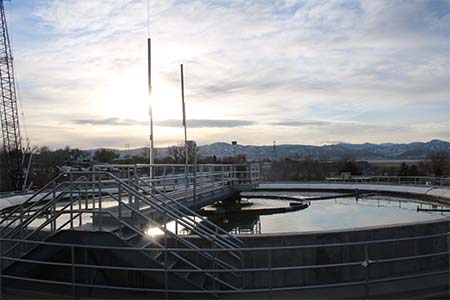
[273, 140, 278, 161]
[232, 141, 237, 164]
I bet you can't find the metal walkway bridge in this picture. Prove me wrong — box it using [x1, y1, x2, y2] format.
[0, 163, 260, 297]
[0, 166, 448, 299]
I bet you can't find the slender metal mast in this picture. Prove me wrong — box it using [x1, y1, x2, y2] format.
[180, 64, 189, 188]
[148, 38, 154, 176]
[0, 0, 22, 191]
[180, 64, 188, 165]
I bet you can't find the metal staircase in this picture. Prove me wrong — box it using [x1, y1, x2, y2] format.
[0, 170, 245, 294]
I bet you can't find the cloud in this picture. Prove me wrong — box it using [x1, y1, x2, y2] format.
[157, 119, 255, 128]
[7, 0, 449, 148]
[270, 120, 332, 127]
[72, 118, 255, 128]
[73, 118, 147, 126]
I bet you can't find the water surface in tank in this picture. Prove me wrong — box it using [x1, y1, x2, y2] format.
[202, 193, 450, 234]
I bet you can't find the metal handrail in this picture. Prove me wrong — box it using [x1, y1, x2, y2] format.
[131, 175, 243, 246]
[0, 172, 68, 227]
[1, 231, 447, 253]
[2, 269, 447, 294]
[0, 177, 241, 289]
[1, 221, 447, 295]
[325, 175, 450, 187]
[0, 182, 78, 237]
[0, 230, 447, 296]
[0, 165, 265, 292]
[0, 175, 89, 235]
[1, 249, 447, 274]
[90, 173, 243, 275]
[1, 180, 90, 257]
[9, 171, 242, 288]
[68, 174, 239, 268]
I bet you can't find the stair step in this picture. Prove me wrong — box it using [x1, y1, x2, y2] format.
[154, 253, 179, 269]
[122, 232, 139, 242]
[134, 237, 154, 248]
[186, 272, 207, 289]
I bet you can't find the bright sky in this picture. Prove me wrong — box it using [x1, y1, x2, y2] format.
[7, 0, 450, 149]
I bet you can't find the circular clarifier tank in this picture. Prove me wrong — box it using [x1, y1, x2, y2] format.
[200, 192, 449, 235]
[190, 189, 450, 299]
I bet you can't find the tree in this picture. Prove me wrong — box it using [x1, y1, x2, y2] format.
[427, 152, 450, 176]
[167, 145, 184, 163]
[398, 162, 409, 176]
[337, 156, 361, 175]
[94, 149, 117, 163]
[166, 141, 199, 164]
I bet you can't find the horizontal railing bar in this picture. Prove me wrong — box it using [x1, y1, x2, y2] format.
[1, 232, 447, 252]
[1, 249, 447, 274]
[93, 163, 252, 168]
[373, 251, 449, 264]
[2, 269, 448, 295]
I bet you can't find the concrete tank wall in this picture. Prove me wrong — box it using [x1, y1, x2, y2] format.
[184, 218, 449, 299]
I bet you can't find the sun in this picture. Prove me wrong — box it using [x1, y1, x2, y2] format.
[95, 66, 181, 123]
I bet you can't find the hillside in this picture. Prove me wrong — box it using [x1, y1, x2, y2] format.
[86, 140, 449, 161]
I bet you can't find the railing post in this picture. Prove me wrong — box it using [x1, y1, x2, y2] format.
[447, 227, 450, 294]
[212, 237, 217, 292]
[364, 242, 370, 299]
[175, 220, 178, 235]
[164, 212, 168, 300]
[98, 175, 102, 231]
[70, 173, 73, 230]
[269, 248, 272, 299]
[193, 164, 197, 208]
[185, 164, 189, 190]
[71, 246, 76, 298]
[200, 166, 203, 191]
[91, 173, 96, 210]
[118, 185, 122, 235]
[19, 204, 24, 250]
[52, 180, 56, 231]
[81, 181, 86, 226]
[163, 166, 167, 193]
[0, 238, 3, 299]
[221, 166, 225, 190]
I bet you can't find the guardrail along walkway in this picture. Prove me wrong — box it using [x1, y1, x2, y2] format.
[0, 164, 260, 296]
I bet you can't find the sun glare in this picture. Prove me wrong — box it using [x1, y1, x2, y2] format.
[97, 66, 181, 123]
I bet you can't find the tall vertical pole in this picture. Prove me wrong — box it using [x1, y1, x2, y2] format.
[180, 64, 189, 188]
[180, 64, 188, 164]
[148, 38, 154, 178]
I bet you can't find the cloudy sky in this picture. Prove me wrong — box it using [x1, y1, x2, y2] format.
[7, 0, 450, 149]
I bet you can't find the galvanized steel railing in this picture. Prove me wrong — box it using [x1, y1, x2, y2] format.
[325, 175, 450, 187]
[0, 229, 447, 298]
[0, 164, 260, 294]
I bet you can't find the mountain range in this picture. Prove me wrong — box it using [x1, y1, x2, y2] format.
[86, 139, 449, 161]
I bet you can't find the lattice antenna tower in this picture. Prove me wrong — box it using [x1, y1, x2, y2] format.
[0, 0, 23, 191]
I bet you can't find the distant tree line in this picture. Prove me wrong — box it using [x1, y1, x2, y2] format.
[263, 152, 450, 181]
[2, 143, 447, 192]
[13, 144, 248, 190]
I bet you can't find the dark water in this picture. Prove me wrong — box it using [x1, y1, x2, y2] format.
[202, 193, 449, 234]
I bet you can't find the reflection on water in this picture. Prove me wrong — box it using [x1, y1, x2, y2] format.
[146, 216, 204, 236]
[207, 214, 262, 235]
[199, 195, 449, 235]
